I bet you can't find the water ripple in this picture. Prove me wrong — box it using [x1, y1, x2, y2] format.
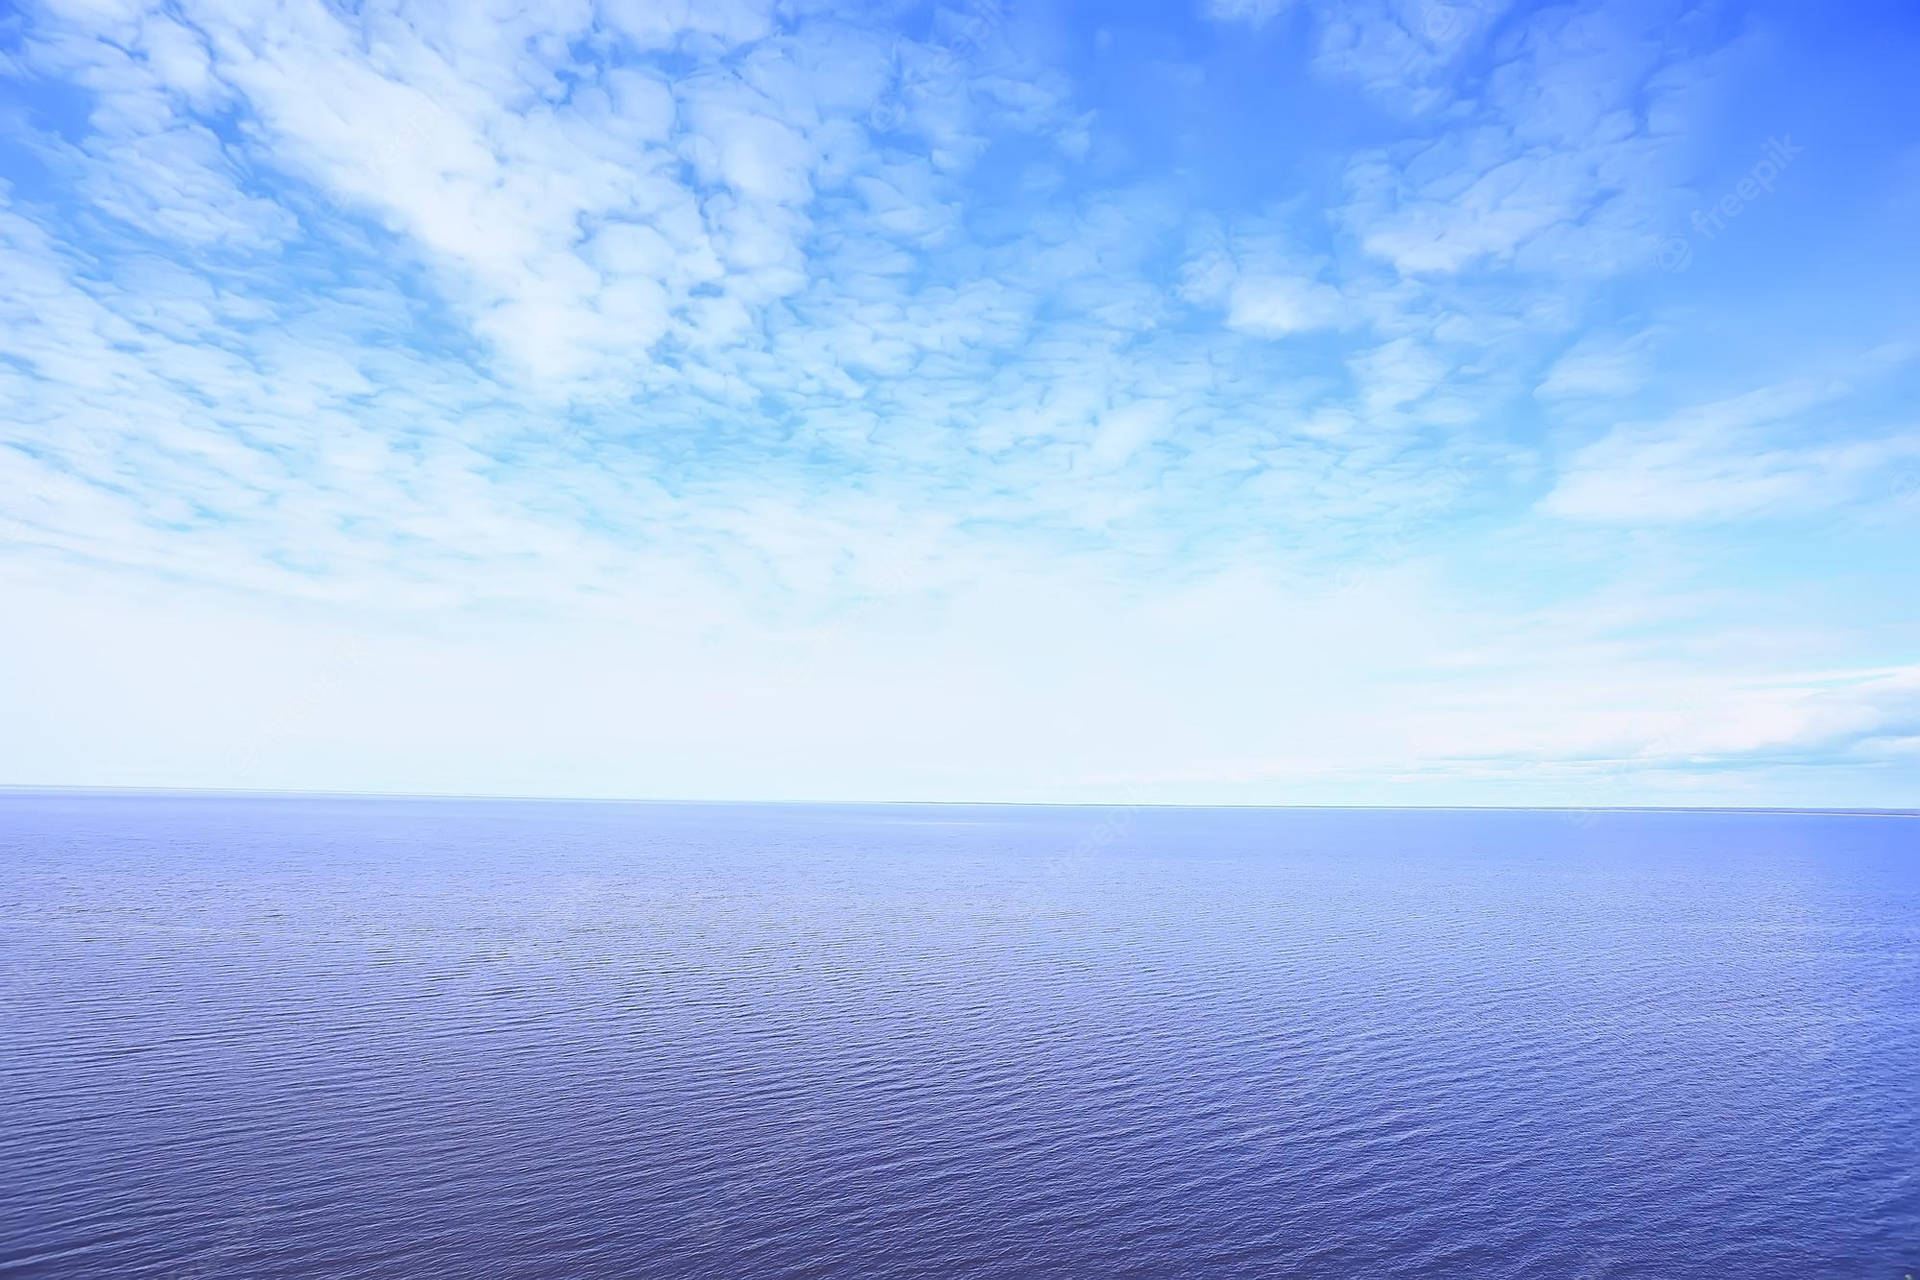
[2, 795, 1916, 1278]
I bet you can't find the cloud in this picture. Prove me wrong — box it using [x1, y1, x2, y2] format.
[1536, 329, 1657, 400]
[1421, 662, 1920, 784]
[0, 0, 1915, 804]
[8, 0, 1064, 392]
[1544, 430, 1920, 524]
[1085, 400, 1175, 471]
[1225, 274, 1349, 336]
[1314, 0, 1515, 113]
[1543, 375, 1920, 523]
[1349, 336, 1447, 414]
[1202, 0, 1297, 28]
[1336, 2, 1709, 275]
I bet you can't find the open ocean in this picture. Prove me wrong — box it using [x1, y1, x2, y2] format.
[1, 792, 1915, 1278]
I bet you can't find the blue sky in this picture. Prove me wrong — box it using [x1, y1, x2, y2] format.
[1, 0, 1917, 805]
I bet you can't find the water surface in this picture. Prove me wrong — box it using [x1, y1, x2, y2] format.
[2, 794, 1916, 1277]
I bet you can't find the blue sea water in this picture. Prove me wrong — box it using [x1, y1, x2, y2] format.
[1, 794, 1915, 1278]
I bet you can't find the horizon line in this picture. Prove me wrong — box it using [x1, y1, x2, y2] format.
[1, 784, 1914, 818]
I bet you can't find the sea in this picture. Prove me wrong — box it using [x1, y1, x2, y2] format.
[1, 792, 1915, 1278]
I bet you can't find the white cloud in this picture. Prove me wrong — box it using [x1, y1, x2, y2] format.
[1314, 0, 1513, 113]
[1337, 2, 1707, 277]
[0, 0, 1064, 392]
[1085, 400, 1175, 471]
[1202, 0, 1296, 28]
[1349, 336, 1447, 414]
[600, 0, 773, 50]
[1544, 428, 1920, 524]
[1541, 372, 1920, 522]
[1536, 329, 1657, 400]
[1225, 274, 1349, 335]
[0, 0, 1913, 805]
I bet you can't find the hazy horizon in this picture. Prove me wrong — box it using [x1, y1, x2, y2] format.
[7, 784, 1920, 817]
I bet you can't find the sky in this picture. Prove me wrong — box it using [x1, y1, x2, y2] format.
[1, 0, 1917, 807]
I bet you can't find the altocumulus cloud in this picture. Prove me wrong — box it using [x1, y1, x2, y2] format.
[1, 0, 1918, 806]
